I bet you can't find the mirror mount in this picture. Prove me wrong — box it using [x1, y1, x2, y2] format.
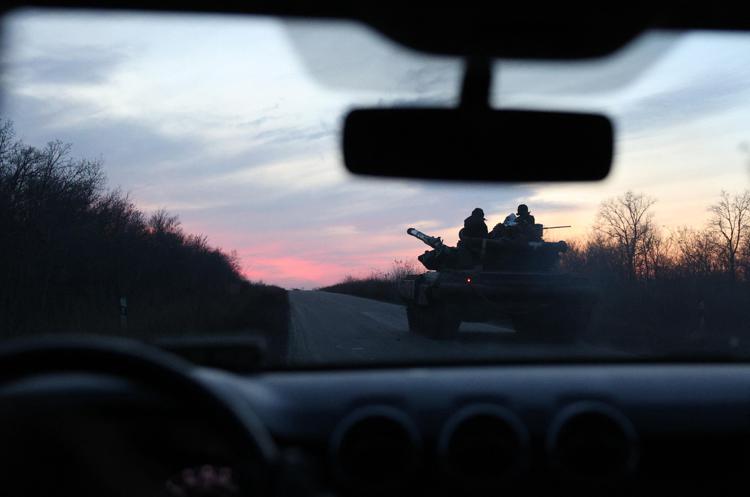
[459, 57, 492, 111]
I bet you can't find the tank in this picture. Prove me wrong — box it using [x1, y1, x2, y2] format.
[398, 227, 595, 341]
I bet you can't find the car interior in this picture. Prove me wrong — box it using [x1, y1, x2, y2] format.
[2, 3, 750, 497]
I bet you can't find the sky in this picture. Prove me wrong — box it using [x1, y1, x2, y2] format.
[1, 10, 749, 288]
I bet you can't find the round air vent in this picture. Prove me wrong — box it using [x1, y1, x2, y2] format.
[331, 406, 420, 494]
[439, 405, 529, 488]
[547, 401, 638, 479]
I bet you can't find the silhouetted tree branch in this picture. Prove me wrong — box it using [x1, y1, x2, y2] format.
[594, 191, 657, 280]
[708, 190, 750, 281]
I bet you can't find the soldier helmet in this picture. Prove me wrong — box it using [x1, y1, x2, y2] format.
[517, 204, 529, 215]
[472, 208, 485, 219]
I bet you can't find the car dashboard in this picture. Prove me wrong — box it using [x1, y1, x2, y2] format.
[198, 363, 750, 497]
[1, 340, 748, 497]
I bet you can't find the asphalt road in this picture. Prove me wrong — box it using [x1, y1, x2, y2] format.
[286, 290, 627, 365]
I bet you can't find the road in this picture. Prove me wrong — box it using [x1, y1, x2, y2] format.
[286, 290, 627, 365]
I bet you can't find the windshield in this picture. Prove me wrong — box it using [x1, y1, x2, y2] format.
[2, 10, 749, 368]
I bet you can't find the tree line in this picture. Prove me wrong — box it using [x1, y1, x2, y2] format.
[0, 119, 288, 341]
[563, 189, 750, 282]
[562, 190, 750, 348]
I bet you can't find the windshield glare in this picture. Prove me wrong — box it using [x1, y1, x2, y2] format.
[2, 10, 749, 367]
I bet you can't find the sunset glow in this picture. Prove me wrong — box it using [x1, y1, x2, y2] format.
[2, 12, 749, 288]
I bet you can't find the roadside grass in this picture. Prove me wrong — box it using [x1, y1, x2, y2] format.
[126, 283, 289, 337]
[2, 282, 290, 365]
[320, 277, 401, 304]
[126, 283, 290, 363]
[319, 260, 422, 305]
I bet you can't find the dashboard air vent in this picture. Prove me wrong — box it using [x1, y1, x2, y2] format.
[439, 405, 529, 488]
[331, 406, 420, 494]
[548, 401, 638, 479]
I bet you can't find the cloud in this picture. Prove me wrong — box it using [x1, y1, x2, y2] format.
[238, 115, 275, 128]
[323, 225, 360, 236]
[619, 72, 750, 133]
[521, 196, 585, 213]
[251, 122, 336, 147]
[4, 91, 184, 154]
[399, 219, 442, 231]
[237, 103, 281, 128]
[0, 87, 345, 206]
[5, 44, 131, 86]
[206, 155, 345, 199]
[0, 92, 209, 189]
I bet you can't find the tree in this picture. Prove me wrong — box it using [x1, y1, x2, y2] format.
[674, 227, 720, 277]
[708, 190, 750, 281]
[0, 118, 248, 334]
[594, 191, 657, 280]
[741, 235, 750, 279]
[641, 228, 673, 280]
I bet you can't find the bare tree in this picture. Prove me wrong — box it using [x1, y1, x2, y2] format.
[148, 208, 182, 235]
[674, 227, 721, 277]
[708, 190, 750, 280]
[741, 236, 750, 279]
[595, 191, 657, 280]
[641, 228, 672, 280]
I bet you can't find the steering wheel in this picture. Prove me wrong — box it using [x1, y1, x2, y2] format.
[0, 336, 278, 497]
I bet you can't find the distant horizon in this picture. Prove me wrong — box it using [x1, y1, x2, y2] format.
[2, 11, 749, 289]
[98, 174, 750, 290]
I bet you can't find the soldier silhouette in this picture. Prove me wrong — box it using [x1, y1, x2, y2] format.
[515, 204, 542, 241]
[516, 204, 535, 225]
[461, 207, 488, 240]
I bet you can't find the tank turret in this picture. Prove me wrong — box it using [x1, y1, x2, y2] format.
[407, 227, 569, 272]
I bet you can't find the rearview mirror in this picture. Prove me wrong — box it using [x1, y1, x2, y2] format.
[343, 108, 613, 182]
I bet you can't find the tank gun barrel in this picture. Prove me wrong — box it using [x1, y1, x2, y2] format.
[542, 225, 572, 230]
[407, 227, 444, 249]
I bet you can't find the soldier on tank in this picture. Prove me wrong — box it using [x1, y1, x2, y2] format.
[460, 208, 488, 240]
[516, 204, 542, 241]
[516, 204, 535, 225]
[457, 208, 488, 265]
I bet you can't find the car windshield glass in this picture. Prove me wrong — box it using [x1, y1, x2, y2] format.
[2, 10, 750, 368]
